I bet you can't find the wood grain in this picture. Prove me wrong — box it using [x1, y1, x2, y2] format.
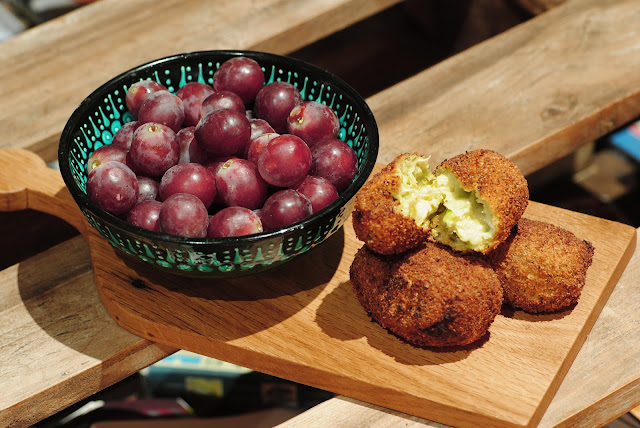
[1, 148, 634, 427]
[0, 148, 176, 427]
[0, 236, 176, 428]
[3, 0, 640, 181]
[281, 395, 447, 428]
[2, 0, 640, 425]
[87, 199, 635, 428]
[0, 0, 400, 162]
[369, 0, 640, 174]
[3, 222, 638, 428]
[538, 228, 640, 427]
[282, 222, 640, 428]
[0, 149, 87, 234]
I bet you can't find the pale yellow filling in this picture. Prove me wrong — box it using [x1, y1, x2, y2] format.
[391, 156, 495, 251]
[393, 156, 443, 227]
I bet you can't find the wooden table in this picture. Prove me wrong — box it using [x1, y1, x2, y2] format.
[2, 0, 640, 426]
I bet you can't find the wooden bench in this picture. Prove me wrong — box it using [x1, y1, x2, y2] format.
[2, 0, 640, 426]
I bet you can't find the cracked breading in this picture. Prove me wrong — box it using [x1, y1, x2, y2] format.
[350, 242, 503, 347]
[486, 218, 595, 314]
[351, 153, 431, 255]
[352, 149, 529, 255]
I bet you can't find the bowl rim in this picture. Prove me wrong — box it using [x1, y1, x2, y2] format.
[59, 49, 379, 247]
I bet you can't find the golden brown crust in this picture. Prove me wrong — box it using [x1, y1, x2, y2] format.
[349, 246, 403, 316]
[350, 242, 503, 347]
[486, 218, 595, 314]
[435, 149, 529, 254]
[352, 153, 430, 255]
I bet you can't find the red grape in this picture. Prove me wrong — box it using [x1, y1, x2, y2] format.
[111, 120, 140, 150]
[177, 126, 209, 164]
[247, 132, 279, 166]
[257, 134, 311, 187]
[205, 155, 238, 176]
[213, 56, 264, 104]
[87, 161, 139, 216]
[124, 151, 139, 174]
[129, 122, 180, 178]
[292, 175, 338, 213]
[254, 81, 302, 133]
[215, 158, 268, 210]
[126, 80, 166, 119]
[204, 155, 238, 205]
[287, 101, 340, 147]
[138, 90, 185, 133]
[200, 91, 245, 119]
[249, 118, 275, 141]
[87, 144, 129, 174]
[159, 193, 209, 237]
[136, 176, 159, 203]
[127, 199, 162, 232]
[159, 162, 217, 208]
[236, 119, 275, 158]
[310, 138, 358, 191]
[176, 82, 215, 127]
[195, 108, 251, 156]
[207, 206, 263, 238]
[260, 189, 312, 231]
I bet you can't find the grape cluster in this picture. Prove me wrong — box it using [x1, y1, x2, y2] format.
[86, 56, 359, 238]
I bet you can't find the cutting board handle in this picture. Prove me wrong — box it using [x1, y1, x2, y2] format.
[0, 149, 87, 235]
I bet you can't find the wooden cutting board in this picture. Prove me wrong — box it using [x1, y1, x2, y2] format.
[90, 186, 635, 428]
[1, 149, 635, 427]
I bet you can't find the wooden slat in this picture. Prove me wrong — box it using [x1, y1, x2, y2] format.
[370, 0, 640, 174]
[281, 224, 640, 427]
[0, 0, 400, 162]
[280, 396, 445, 428]
[0, 236, 176, 428]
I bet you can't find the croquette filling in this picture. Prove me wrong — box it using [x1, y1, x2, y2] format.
[392, 156, 496, 251]
[394, 156, 444, 227]
[433, 172, 495, 251]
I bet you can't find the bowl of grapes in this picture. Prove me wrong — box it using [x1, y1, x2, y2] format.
[58, 50, 379, 277]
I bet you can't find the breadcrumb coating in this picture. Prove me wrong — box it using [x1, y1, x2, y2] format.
[352, 153, 431, 255]
[487, 218, 595, 314]
[350, 242, 503, 347]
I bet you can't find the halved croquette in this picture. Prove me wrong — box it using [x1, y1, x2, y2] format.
[431, 149, 529, 253]
[352, 153, 432, 255]
[352, 150, 529, 255]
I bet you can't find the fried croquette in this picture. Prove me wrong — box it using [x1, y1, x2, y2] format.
[352, 150, 529, 255]
[487, 218, 595, 314]
[352, 153, 432, 255]
[350, 242, 503, 347]
[432, 149, 529, 253]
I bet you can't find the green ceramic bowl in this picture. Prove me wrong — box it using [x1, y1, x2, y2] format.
[59, 50, 378, 278]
